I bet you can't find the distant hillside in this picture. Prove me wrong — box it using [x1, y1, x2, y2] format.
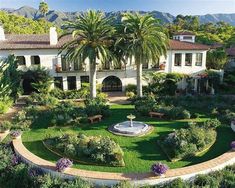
[2, 6, 235, 26]
[0, 10, 61, 34]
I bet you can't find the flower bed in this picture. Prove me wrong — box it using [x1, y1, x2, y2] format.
[44, 133, 125, 167]
[158, 123, 217, 161]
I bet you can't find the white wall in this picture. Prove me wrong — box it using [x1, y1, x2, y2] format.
[0, 48, 207, 91]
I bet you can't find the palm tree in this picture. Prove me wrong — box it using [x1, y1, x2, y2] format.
[118, 12, 169, 97]
[60, 10, 115, 98]
[39, 0, 49, 17]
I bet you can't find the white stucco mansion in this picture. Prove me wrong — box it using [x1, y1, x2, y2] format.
[0, 26, 209, 93]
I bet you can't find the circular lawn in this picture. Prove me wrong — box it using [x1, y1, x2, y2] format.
[22, 104, 234, 173]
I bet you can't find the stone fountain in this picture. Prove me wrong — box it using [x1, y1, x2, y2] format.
[109, 114, 151, 136]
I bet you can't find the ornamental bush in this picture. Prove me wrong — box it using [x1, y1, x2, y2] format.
[0, 121, 11, 133]
[203, 118, 221, 129]
[45, 134, 125, 167]
[55, 158, 73, 172]
[84, 95, 110, 117]
[159, 124, 216, 160]
[151, 162, 168, 176]
[134, 96, 156, 116]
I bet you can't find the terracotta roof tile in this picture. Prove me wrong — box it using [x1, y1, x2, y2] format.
[169, 40, 209, 50]
[0, 34, 209, 51]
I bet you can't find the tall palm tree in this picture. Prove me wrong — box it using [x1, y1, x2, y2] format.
[60, 10, 115, 98]
[39, 0, 49, 17]
[118, 12, 169, 97]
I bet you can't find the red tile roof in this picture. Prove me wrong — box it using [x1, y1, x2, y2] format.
[169, 40, 209, 50]
[0, 34, 209, 51]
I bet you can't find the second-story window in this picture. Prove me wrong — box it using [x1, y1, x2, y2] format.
[174, 53, 182, 66]
[61, 55, 71, 71]
[185, 53, 192, 66]
[196, 53, 203, 66]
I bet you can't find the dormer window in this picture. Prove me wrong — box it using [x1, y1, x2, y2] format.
[173, 31, 195, 43]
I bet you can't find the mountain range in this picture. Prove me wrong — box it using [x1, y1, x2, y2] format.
[1, 6, 235, 26]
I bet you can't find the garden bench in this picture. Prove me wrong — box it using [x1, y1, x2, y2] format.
[149, 112, 165, 118]
[88, 115, 102, 124]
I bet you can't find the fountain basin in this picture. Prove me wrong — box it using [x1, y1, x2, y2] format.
[110, 121, 151, 136]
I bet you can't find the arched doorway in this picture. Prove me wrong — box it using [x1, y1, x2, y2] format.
[22, 79, 37, 94]
[102, 76, 122, 92]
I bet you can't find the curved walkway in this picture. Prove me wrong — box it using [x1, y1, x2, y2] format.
[13, 138, 235, 186]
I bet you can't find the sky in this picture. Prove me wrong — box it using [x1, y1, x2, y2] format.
[0, 0, 234, 15]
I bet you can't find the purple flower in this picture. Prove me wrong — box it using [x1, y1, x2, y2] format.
[10, 130, 22, 138]
[151, 162, 168, 176]
[56, 158, 73, 172]
[231, 141, 235, 149]
[28, 167, 44, 177]
[11, 154, 20, 166]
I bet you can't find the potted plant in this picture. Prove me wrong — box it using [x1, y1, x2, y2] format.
[231, 120, 235, 132]
[231, 141, 235, 151]
[55, 64, 62, 73]
[159, 63, 166, 70]
[10, 130, 22, 139]
[0, 121, 11, 133]
[56, 158, 73, 172]
[151, 162, 168, 177]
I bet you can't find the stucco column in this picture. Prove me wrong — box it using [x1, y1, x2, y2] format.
[24, 55, 31, 67]
[63, 76, 68, 91]
[76, 76, 81, 90]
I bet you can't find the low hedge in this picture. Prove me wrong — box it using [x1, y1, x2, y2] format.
[44, 133, 125, 167]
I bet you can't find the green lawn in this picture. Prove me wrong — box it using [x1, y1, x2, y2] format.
[22, 104, 234, 173]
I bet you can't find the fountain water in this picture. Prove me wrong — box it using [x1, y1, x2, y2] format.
[109, 114, 151, 136]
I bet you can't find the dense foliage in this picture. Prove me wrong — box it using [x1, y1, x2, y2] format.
[0, 55, 22, 113]
[134, 96, 191, 119]
[0, 11, 61, 34]
[159, 123, 217, 160]
[0, 144, 92, 188]
[45, 134, 125, 167]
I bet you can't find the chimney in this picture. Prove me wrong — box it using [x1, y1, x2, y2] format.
[50, 27, 58, 45]
[0, 25, 6, 41]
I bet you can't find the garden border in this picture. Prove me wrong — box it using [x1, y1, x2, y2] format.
[13, 138, 235, 187]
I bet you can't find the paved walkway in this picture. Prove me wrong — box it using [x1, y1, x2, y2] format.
[13, 138, 235, 186]
[107, 92, 130, 105]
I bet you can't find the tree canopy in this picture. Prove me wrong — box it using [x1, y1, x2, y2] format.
[0, 11, 61, 34]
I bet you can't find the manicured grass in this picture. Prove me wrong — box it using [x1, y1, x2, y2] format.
[22, 104, 234, 173]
